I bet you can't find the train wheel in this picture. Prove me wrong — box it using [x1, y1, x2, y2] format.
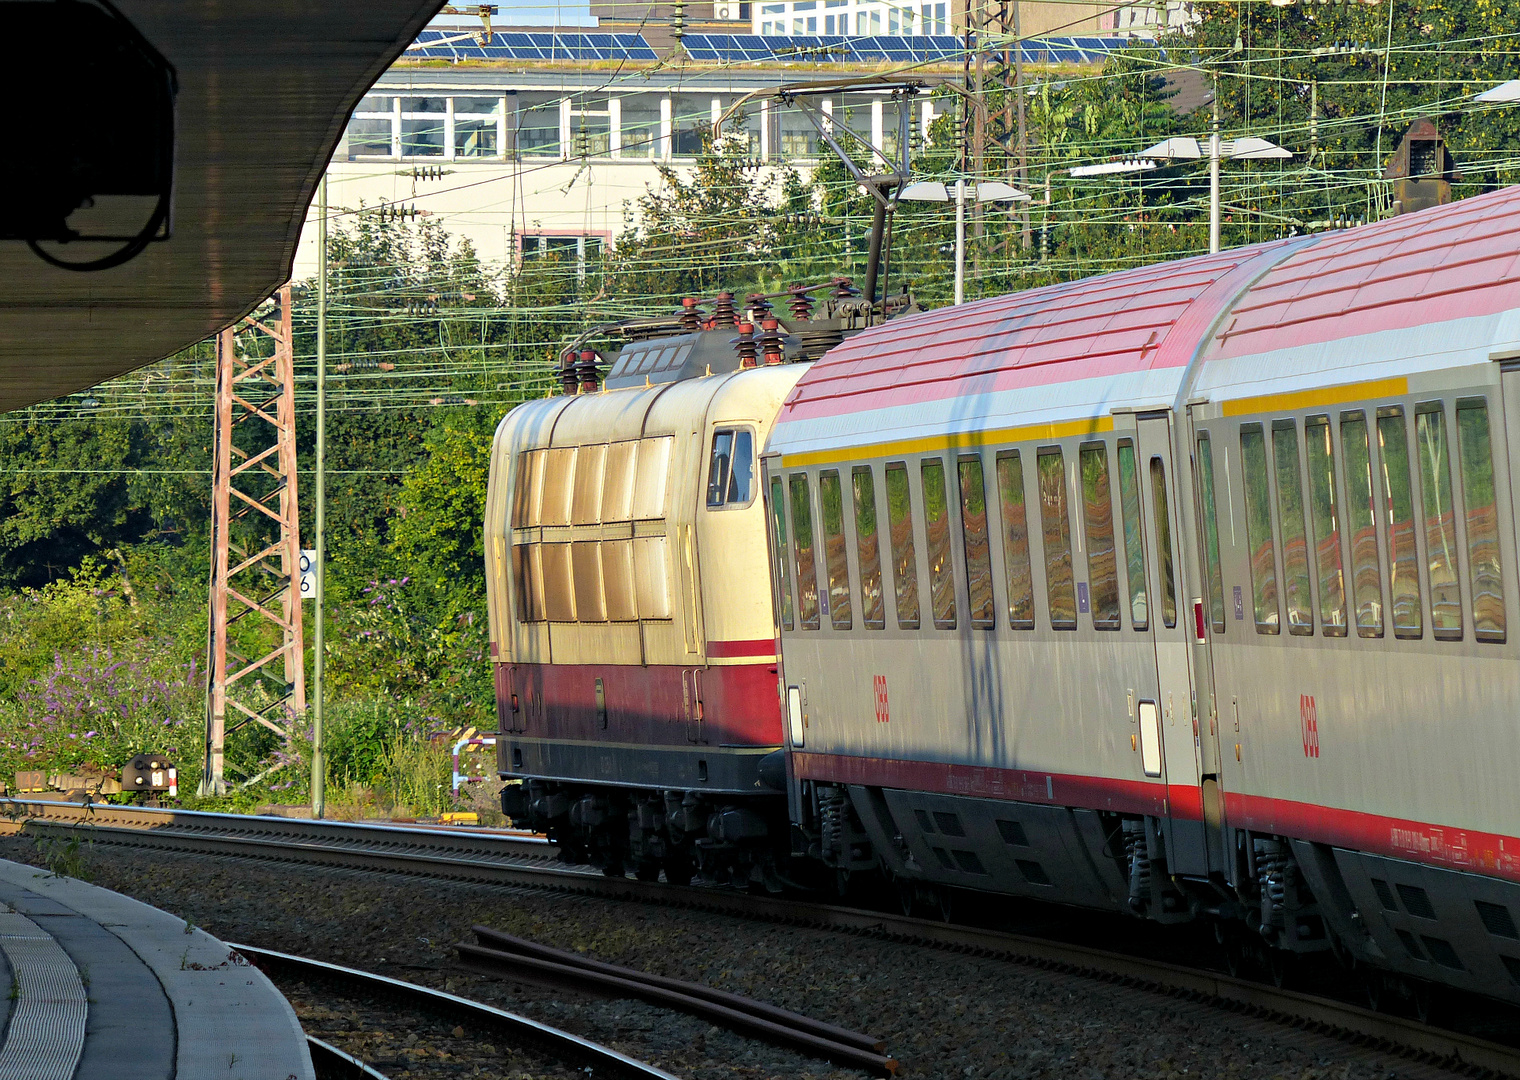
[1362, 972, 1383, 1012]
[933, 886, 955, 923]
[635, 861, 662, 882]
[1411, 983, 1433, 1025]
[896, 879, 916, 917]
[662, 852, 693, 887]
[1266, 949, 1293, 989]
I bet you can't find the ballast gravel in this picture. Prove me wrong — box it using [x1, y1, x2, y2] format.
[0, 835, 1449, 1080]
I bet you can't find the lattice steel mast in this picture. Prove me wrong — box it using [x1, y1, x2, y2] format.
[202, 285, 307, 795]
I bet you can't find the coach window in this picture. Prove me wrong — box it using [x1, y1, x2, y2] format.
[789, 474, 822, 630]
[885, 462, 921, 629]
[1377, 407, 1423, 639]
[1240, 426, 1280, 633]
[995, 451, 1035, 630]
[1079, 442, 1121, 630]
[1340, 413, 1385, 637]
[1304, 417, 1348, 637]
[706, 428, 756, 508]
[1194, 435, 1225, 633]
[957, 454, 995, 629]
[1150, 457, 1178, 628]
[819, 470, 853, 629]
[1416, 403, 1462, 639]
[1272, 421, 1313, 636]
[852, 466, 887, 629]
[922, 459, 957, 629]
[1456, 398, 1505, 641]
[1037, 448, 1077, 630]
[1116, 440, 1149, 630]
[767, 476, 794, 631]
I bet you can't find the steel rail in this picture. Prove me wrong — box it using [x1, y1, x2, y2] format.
[8, 801, 1520, 1079]
[235, 943, 684, 1080]
[307, 1035, 392, 1080]
[457, 928, 897, 1075]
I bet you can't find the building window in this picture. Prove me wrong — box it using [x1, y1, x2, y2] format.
[348, 94, 395, 159]
[400, 96, 446, 157]
[454, 96, 502, 157]
[672, 94, 711, 157]
[619, 94, 661, 159]
[516, 92, 562, 157]
[572, 98, 612, 157]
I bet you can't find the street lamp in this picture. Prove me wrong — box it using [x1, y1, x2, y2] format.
[1476, 80, 1520, 103]
[900, 179, 1031, 305]
[1070, 103, 1290, 254]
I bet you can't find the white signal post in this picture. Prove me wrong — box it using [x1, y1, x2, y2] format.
[1069, 99, 1290, 254]
[900, 179, 1031, 305]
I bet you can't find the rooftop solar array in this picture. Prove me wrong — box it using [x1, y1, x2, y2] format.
[406, 30, 1134, 65]
[409, 30, 658, 61]
[680, 34, 1134, 64]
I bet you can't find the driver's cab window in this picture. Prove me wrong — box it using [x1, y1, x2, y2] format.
[706, 427, 756, 508]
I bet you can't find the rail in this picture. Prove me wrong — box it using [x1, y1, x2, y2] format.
[458, 925, 897, 1076]
[235, 943, 683, 1080]
[7, 800, 1519, 1079]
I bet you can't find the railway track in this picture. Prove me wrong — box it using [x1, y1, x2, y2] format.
[236, 942, 682, 1080]
[7, 799, 1519, 1079]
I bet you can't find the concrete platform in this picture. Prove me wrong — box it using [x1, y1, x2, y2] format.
[0, 857, 313, 1080]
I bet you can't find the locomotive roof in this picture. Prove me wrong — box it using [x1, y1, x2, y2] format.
[770, 185, 1520, 464]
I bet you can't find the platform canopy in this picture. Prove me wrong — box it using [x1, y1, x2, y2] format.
[0, 0, 443, 412]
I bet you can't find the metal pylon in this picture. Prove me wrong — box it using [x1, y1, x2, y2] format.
[201, 284, 307, 795]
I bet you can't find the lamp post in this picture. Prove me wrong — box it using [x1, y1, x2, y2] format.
[1476, 80, 1520, 103]
[900, 179, 1030, 305]
[1071, 101, 1291, 254]
[311, 173, 328, 819]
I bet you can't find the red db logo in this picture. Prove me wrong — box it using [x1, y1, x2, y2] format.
[1300, 694, 1320, 758]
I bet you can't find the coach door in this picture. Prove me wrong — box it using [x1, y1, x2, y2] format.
[1136, 414, 1207, 874]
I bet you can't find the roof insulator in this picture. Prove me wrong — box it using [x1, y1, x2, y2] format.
[680, 296, 703, 331]
[760, 317, 783, 365]
[712, 291, 737, 327]
[732, 321, 758, 368]
[787, 283, 813, 322]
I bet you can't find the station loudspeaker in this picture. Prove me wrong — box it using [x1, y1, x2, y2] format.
[1, 0, 177, 271]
